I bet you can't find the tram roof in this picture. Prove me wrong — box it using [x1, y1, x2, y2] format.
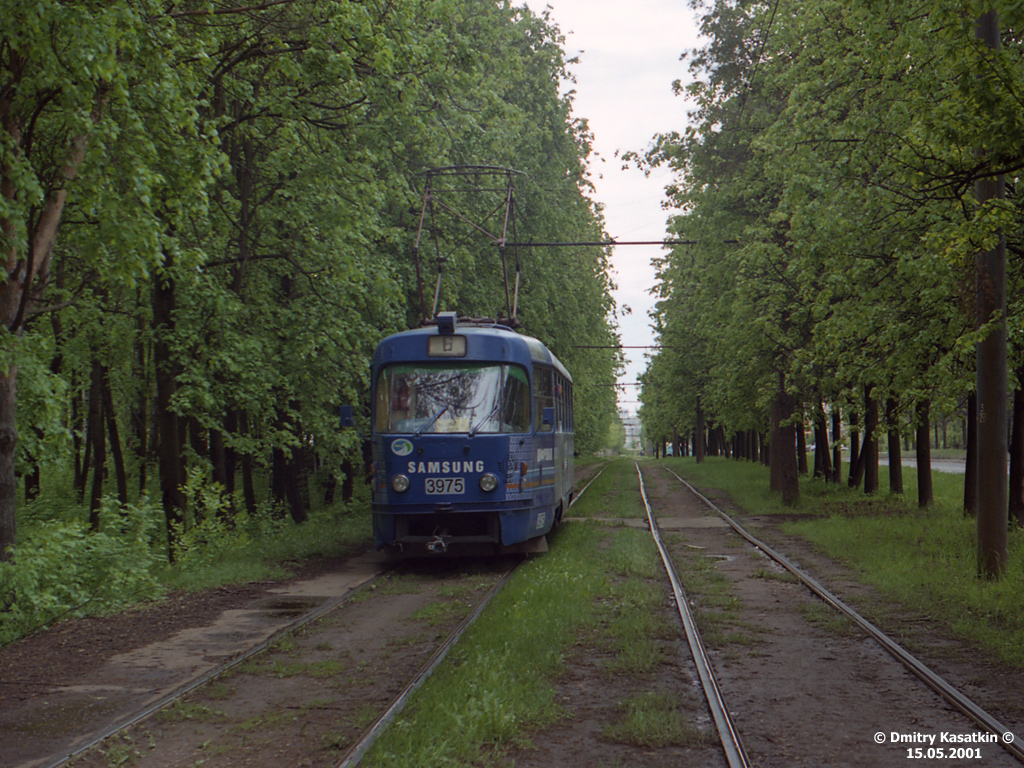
[372, 316, 571, 382]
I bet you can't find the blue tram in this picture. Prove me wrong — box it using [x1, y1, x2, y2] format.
[368, 312, 574, 556]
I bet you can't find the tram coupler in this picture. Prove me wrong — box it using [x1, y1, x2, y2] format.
[427, 533, 452, 554]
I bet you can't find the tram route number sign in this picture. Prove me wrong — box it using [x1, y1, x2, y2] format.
[425, 477, 465, 495]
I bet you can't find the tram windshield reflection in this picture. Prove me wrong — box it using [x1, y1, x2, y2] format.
[375, 363, 531, 435]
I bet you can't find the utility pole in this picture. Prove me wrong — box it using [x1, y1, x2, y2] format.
[975, 9, 1008, 579]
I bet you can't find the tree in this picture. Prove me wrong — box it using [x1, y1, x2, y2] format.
[0, 0, 220, 558]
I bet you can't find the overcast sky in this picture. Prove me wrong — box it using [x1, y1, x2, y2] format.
[521, 0, 704, 414]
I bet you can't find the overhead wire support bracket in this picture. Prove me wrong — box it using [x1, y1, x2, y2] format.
[411, 165, 526, 326]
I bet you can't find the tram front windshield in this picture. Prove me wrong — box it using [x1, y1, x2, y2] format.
[375, 363, 531, 435]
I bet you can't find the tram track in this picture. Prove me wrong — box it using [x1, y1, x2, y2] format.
[10, 457, 1024, 767]
[12, 461, 606, 768]
[39, 570, 392, 768]
[36, 560, 519, 768]
[635, 459, 1024, 766]
[334, 566, 518, 768]
[660, 464, 1024, 762]
[635, 462, 749, 768]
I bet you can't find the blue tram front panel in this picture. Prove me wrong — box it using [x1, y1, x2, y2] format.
[368, 319, 571, 553]
[371, 432, 559, 549]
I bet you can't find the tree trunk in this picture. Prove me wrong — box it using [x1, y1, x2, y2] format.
[796, 408, 808, 475]
[847, 410, 861, 488]
[133, 308, 149, 495]
[916, 400, 934, 508]
[694, 401, 706, 464]
[964, 392, 978, 517]
[271, 446, 287, 515]
[189, 417, 207, 464]
[863, 387, 879, 495]
[814, 405, 833, 481]
[99, 364, 128, 507]
[24, 453, 40, 502]
[88, 360, 106, 530]
[770, 386, 799, 506]
[886, 397, 903, 496]
[0, 372, 17, 559]
[0, 108, 89, 557]
[224, 408, 238, 496]
[831, 408, 842, 484]
[717, 425, 729, 458]
[154, 265, 186, 558]
[289, 444, 309, 524]
[238, 410, 257, 515]
[74, 386, 88, 502]
[1009, 379, 1024, 526]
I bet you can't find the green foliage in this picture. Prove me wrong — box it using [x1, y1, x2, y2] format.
[0, 0, 618, 629]
[165, 504, 372, 593]
[0, 497, 165, 645]
[637, 0, 1024, 493]
[171, 477, 283, 573]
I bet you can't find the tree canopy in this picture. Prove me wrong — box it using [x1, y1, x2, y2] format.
[0, 0, 622, 560]
[638, 0, 1024, 538]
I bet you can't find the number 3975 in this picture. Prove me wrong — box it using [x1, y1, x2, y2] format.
[425, 477, 465, 495]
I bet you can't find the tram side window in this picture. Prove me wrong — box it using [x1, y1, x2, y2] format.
[566, 380, 574, 431]
[534, 366, 553, 432]
[554, 374, 565, 432]
[374, 369, 393, 433]
[501, 366, 531, 433]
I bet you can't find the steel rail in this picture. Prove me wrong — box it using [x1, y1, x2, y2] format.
[661, 465, 1024, 763]
[569, 462, 608, 509]
[635, 462, 750, 768]
[43, 570, 396, 768]
[334, 564, 519, 768]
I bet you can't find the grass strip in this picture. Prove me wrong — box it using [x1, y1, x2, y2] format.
[362, 508, 684, 767]
[362, 522, 609, 767]
[570, 458, 647, 520]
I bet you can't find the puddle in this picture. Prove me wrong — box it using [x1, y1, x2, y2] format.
[258, 597, 324, 619]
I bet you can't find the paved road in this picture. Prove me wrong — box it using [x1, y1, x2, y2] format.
[879, 458, 966, 474]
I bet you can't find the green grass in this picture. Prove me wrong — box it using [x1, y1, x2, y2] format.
[572, 459, 647, 519]
[603, 692, 708, 748]
[411, 599, 468, 626]
[662, 455, 1024, 667]
[163, 505, 373, 592]
[601, 533, 674, 673]
[362, 519, 685, 767]
[660, 455, 964, 515]
[363, 525, 602, 766]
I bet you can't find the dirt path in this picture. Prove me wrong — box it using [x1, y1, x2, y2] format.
[1, 552, 385, 767]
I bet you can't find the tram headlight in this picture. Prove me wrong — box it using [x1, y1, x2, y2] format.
[391, 474, 411, 493]
[479, 473, 499, 492]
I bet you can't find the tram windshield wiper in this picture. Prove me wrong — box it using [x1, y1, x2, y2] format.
[468, 400, 503, 437]
[413, 405, 449, 438]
